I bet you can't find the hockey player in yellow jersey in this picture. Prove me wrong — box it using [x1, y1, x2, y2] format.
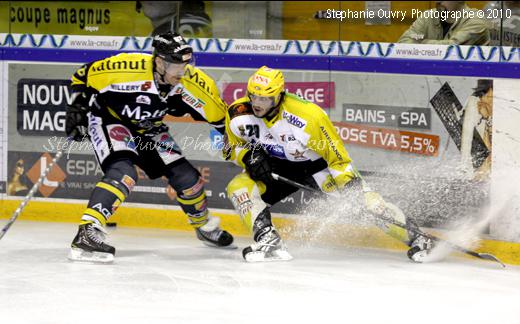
[65, 32, 234, 262]
[225, 66, 434, 262]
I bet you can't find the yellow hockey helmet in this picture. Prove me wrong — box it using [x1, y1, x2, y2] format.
[247, 66, 285, 105]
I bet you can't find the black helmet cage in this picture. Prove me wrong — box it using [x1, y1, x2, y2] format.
[152, 33, 194, 64]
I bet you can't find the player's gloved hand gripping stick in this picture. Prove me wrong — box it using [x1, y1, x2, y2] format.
[271, 173, 505, 268]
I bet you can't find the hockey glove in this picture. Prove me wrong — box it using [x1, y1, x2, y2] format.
[243, 148, 273, 184]
[364, 191, 386, 215]
[65, 93, 90, 142]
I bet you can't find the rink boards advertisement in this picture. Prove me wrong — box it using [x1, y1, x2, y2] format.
[1, 58, 497, 226]
[5, 150, 319, 215]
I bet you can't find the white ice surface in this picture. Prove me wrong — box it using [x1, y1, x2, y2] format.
[1, 221, 519, 324]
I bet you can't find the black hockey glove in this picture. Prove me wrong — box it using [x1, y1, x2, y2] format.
[65, 93, 90, 142]
[243, 148, 273, 184]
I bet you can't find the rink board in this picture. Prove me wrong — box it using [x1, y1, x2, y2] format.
[1, 198, 520, 266]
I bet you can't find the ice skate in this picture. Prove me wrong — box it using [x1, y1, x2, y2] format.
[407, 234, 435, 263]
[195, 216, 236, 249]
[243, 226, 293, 262]
[68, 222, 115, 263]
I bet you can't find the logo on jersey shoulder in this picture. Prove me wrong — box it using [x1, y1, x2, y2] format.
[111, 84, 141, 92]
[136, 95, 151, 105]
[141, 81, 152, 91]
[282, 111, 306, 128]
[91, 58, 147, 73]
[185, 68, 215, 97]
[174, 87, 205, 110]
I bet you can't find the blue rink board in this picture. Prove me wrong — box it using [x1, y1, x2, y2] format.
[1, 47, 519, 79]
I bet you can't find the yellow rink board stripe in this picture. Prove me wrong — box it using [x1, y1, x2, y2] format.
[1, 199, 519, 265]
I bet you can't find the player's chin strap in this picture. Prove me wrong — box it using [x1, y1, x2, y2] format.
[271, 173, 506, 268]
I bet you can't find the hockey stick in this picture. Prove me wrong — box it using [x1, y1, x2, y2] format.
[0, 150, 64, 240]
[271, 173, 506, 267]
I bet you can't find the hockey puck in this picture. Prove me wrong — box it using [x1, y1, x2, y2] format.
[106, 222, 118, 227]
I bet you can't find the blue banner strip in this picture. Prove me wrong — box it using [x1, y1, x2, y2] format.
[1, 47, 519, 79]
[329, 56, 519, 78]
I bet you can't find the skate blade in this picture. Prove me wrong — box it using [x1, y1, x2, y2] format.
[409, 250, 430, 263]
[244, 250, 293, 263]
[68, 248, 114, 263]
[201, 241, 238, 250]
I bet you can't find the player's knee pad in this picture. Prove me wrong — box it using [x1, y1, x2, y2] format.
[103, 158, 138, 196]
[165, 162, 209, 227]
[227, 173, 268, 231]
[83, 159, 137, 226]
[175, 176, 206, 210]
[164, 160, 201, 197]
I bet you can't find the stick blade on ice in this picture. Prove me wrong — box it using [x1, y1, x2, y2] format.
[477, 253, 506, 268]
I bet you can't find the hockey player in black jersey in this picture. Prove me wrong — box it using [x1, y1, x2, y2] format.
[65, 32, 234, 262]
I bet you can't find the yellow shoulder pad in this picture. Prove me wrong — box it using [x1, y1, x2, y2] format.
[181, 65, 227, 123]
[282, 92, 326, 121]
[86, 53, 153, 91]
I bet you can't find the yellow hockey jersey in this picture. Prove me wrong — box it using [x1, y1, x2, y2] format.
[225, 92, 355, 189]
[71, 52, 227, 135]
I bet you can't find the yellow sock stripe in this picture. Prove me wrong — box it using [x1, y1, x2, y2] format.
[188, 214, 208, 222]
[96, 182, 126, 202]
[83, 208, 107, 226]
[187, 211, 209, 228]
[189, 218, 208, 224]
[81, 215, 104, 227]
[189, 219, 208, 228]
[176, 192, 206, 205]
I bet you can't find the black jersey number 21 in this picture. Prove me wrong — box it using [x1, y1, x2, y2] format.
[245, 124, 260, 138]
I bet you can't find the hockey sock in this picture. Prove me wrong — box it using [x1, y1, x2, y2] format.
[252, 207, 273, 240]
[375, 203, 411, 244]
[176, 181, 209, 228]
[80, 177, 132, 226]
[226, 173, 268, 232]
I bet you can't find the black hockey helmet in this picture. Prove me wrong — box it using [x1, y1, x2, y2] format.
[152, 32, 193, 64]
